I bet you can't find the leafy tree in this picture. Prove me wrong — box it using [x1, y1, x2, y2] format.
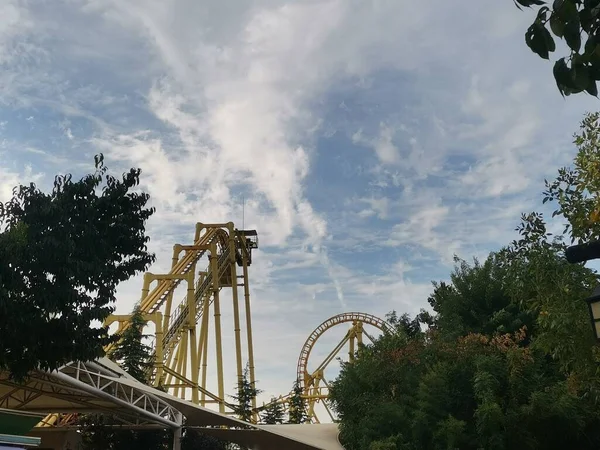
[288, 381, 309, 424]
[516, 0, 600, 97]
[232, 365, 262, 423]
[261, 397, 285, 424]
[329, 113, 600, 449]
[544, 112, 600, 242]
[181, 428, 227, 450]
[0, 154, 155, 380]
[427, 254, 535, 341]
[109, 307, 153, 382]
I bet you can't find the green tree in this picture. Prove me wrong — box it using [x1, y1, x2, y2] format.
[0, 154, 155, 380]
[287, 381, 309, 424]
[544, 112, 600, 242]
[516, 0, 600, 97]
[79, 305, 170, 450]
[181, 429, 227, 450]
[261, 398, 285, 424]
[232, 365, 261, 423]
[427, 254, 534, 341]
[109, 307, 152, 382]
[329, 113, 600, 450]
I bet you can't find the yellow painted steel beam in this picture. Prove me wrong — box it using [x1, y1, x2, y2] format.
[38, 221, 262, 429]
[240, 232, 258, 420]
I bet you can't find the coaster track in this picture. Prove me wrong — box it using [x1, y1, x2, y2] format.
[36, 221, 393, 428]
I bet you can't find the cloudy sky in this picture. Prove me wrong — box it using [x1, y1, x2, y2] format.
[1, 0, 599, 412]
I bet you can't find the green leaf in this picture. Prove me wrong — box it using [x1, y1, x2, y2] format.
[580, 9, 594, 33]
[554, 0, 579, 23]
[574, 64, 592, 90]
[543, 26, 557, 52]
[584, 0, 600, 9]
[516, 0, 546, 7]
[564, 20, 582, 52]
[526, 22, 553, 59]
[549, 13, 565, 37]
[553, 58, 573, 95]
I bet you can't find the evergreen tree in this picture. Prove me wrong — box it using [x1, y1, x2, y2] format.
[261, 398, 285, 424]
[79, 306, 169, 450]
[110, 307, 152, 382]
[231, 364, 261, 423]
[287, 381, 309, 424]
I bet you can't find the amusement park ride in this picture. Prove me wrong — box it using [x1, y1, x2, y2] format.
[36, 221, 391, 428]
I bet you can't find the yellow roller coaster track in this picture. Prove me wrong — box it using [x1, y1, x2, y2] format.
[38, 221, 259, 427]
[297, 312, 392, 423]
[256, 312, 392, 423]
[36, 222, 392, 429]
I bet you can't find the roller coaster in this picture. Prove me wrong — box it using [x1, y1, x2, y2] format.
[36, 221, 391, 427]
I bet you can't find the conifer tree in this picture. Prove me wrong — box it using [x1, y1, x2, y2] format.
[261, 398, 285, 424]
[110, 307, 152, 382]
[287, 381, 309, 424]
[231, 364, 262, 423]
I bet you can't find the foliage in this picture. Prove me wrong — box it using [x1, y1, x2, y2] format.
[516, 0, 600, 97]
[331, 112, 600, 449]
[332, 299, 600, 449]
[109, 307, 153, 382]
[181, 428, 228, 450]
[0, 154, 155, 380]
[78, 414, 171, 450]
[288, 380, 309, 424]
[79, 306, 228, 450]
[261, 397, 285, 424]
[427, 255, 535, 341]
[544, 112, 600, 242]
[79, 304, 169, 450]
[232, 365, 262, 423]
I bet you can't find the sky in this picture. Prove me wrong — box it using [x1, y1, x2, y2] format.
[1, 0, 599, 415]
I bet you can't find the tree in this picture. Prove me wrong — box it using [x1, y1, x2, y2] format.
[544, 112, 600, 243]
[261, 398, 285, 424]
[181, 428, 227, 450]
[427, 254, 535, 341]
[109, 307, 152, 382]
[329, 113, 600, 449]
[79, 305, 170, 450]
[287, 381, 309, 424]
[0, 154, 155, 380]
[232, 365, 261, 423]
[515, 0, 600, 97]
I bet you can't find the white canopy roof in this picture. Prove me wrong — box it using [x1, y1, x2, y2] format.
[0, 358, 345, 450]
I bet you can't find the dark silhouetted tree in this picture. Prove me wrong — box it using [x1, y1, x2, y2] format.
[0, 154, 155, 380]
[515, 0, 600, 97]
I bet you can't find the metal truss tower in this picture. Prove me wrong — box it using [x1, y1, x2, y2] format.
[107, 222, 259, 416]
[256, 312, 391, 423]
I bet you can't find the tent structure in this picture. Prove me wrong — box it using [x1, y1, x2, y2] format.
[0, 358, 344, 450]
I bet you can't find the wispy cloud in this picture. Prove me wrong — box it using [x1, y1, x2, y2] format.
[1, 0, 599, 410]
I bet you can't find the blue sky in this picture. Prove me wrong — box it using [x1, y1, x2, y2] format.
[1, 0, 599, 410]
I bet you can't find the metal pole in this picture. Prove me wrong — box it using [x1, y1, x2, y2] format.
[241, 236, 258, 418]
[228, 224, 244, 384]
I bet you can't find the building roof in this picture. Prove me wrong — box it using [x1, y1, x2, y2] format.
[198, 424, 345, 450]
[0, 358, 345, 450]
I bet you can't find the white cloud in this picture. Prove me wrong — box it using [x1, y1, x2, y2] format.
[1, 0, 599, 418]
